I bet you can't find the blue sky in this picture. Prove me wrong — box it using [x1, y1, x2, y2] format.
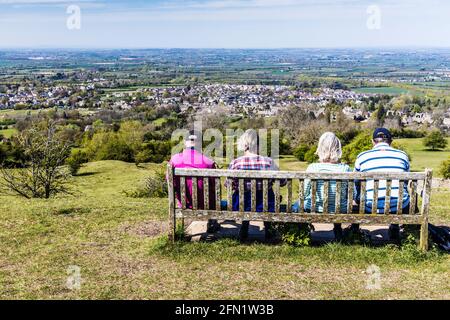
[0, 0, 449, 48]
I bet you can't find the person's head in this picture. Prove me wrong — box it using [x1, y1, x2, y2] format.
[184, 130, 197, 149]
[237, 129, 259, 154]
[316, 132, 342, 163]
[372, 128, 392, 146]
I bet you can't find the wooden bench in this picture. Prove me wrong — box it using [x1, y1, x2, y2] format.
[167, 165, 433, 251]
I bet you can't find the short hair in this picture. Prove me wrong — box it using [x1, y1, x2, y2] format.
[237, 129, 259, 154]
[373, 135, 392, 144]
[316, 132, 342, 163]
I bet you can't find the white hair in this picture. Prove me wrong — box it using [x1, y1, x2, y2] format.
[237, 129, 258, 154]
[316, 132, 342, 163]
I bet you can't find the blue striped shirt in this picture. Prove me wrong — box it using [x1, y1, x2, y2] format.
[355, 143, 410, 213]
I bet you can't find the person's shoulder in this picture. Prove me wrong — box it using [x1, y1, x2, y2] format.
[389, 146, 409, 159]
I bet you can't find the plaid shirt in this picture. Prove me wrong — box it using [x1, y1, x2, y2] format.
[228, 155, 284, 191]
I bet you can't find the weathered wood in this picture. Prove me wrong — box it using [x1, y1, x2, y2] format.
[203, 178, 209, 210]
[167, 164, 176, 242]
[176, 209, 423, 225]
[226, 179, 233, 211]
[311, 180, 317, 213]
[274, 180, 281, 213]
[298, 179, 304, 214]
[347, 180, 354, 214]
[192, 177, 198, 210]
[180, 176, 187, 210]
[263, 179, 269, 212]
[384, 180, 392, 215]
[174, 168, 427, 180]
[215, 177, 221, 211]
[397, 180, 404, 214]
[239, 179, 245, 212]
[335, 180, 342, 214]
[171, 168, 432, 251]
[251, 179, 257, 212]
[359, 180, 366, 215]
[286, 179, 292, 213]
[372, 180, 379, 214]
[409, 180, 417, 215]
[420, 169, 433, 251]
[323, 180, 330, 214]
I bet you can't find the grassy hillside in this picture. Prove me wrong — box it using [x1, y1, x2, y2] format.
[396, 138, 450, 175]
[0, 160, 449, 299]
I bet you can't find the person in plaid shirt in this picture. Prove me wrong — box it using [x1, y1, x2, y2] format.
[226, 129, 286, 239]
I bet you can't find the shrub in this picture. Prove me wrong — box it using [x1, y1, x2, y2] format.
[293, 144, 310, 161]
[423, 130, 448, 151]
[272, 223, 313, 247]
[304, 145, 318, 163]
[440, 158, 450, 179]
[66, 149, 88, 176]
[342, 132, 372, 164]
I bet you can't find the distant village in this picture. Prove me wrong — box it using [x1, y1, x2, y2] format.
[1, 83, 450, 128]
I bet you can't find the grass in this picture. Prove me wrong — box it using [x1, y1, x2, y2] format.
[0, 128, 17, 138]
[0, 160, 449, 299]
[396, 138, 450, 175]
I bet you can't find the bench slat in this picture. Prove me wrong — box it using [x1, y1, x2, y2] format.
[263, 179, 269, 212]
[251, 179, 257, 212]
[323, 180, 329, 214]
[359, 180, 366, 215]
[372, 180, 379, 214]
[192, 177, 198, 210]
[215, 177, 221, 211]
[274, 180, 281, 213]
[298, 179, 304, 214]
[239, 179, 245, 212]
[204, 177, 209, 210]
[409, 180, 417, 215]
[397, 180, 404, 215]
[226, 178, 233, 211]
[286, 179, 292, 213]
[180, 176, 187, 210]
[335, 180, 342, 214]
[347, 180, 354, 214]
[384, 180, 391, 215]
[311, 180, 317, 213]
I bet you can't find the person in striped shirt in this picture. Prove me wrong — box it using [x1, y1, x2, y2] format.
[354, 128, 411, 240]
[293, 132, 355, 240]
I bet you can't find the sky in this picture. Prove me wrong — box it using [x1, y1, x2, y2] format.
[0, 0, 449, 48]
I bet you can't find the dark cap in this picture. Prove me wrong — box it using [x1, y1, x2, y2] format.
[186, 130, 198, 141]
[373, 128, 392, 141]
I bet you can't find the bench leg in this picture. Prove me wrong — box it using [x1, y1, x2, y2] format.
[420, 219, 429, 252]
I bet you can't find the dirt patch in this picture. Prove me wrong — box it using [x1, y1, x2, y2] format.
[120, 220, 168, 238]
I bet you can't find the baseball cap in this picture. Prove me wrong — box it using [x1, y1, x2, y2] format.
[373, 128, 392, 140]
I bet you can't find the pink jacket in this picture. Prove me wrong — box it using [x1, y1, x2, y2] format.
[169, 148, 216, 209]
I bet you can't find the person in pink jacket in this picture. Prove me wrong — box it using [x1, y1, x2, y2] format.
[169, 131, 219, 233]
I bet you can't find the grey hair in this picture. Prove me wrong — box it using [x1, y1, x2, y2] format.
[237, 129, 258, 154]
[315, 132, 342, 163]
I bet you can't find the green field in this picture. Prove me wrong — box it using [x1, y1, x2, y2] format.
[0, 160, 448, 299]
[352, 87, 410, 95]
[396, 138, 450, 175]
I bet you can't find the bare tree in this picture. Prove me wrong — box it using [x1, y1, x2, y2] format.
[0, 120, 72, 199]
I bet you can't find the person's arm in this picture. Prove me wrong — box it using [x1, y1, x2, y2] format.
[353, 157, 361, 202]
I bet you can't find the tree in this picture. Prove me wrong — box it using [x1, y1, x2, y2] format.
[0, 121, 72, 199]
[423, 130, 448, 151]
